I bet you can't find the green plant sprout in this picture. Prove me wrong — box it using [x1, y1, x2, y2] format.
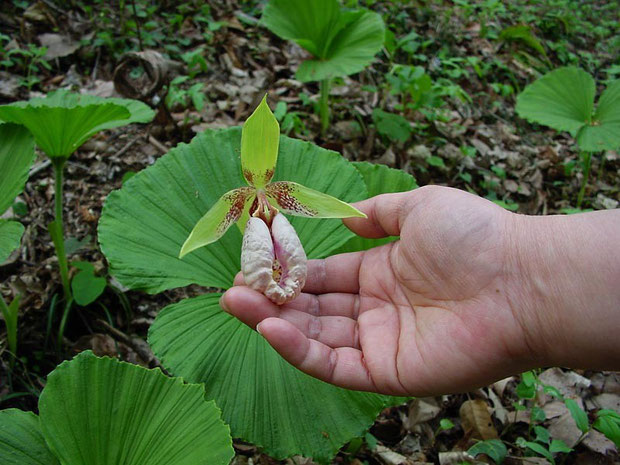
[0, 123, 36, 363]
[261, 0, 385, 134]
[179, 96, 365, 304]
[0, 90, 154, 344]
[0, 351, 234, 465]
[516, 67, 620, 208]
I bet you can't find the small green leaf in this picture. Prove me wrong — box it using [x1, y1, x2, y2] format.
[516, 67, 595, 135]
[0, 295, 19, 357]
[549, 439, 572, 453]
[530, 406, 546, 423]
[499, 25, 547, 57]
[0, 409, 59, 465]
[520, 439, 554, 462]
[577, 79, 620, 151]
[468, 439, 507, 464]
[0, 123, 35, 213]
[439, 418, 455, 431]
[564, 398, 589, 433]
[364, 432, 378, 450]
[241, 95, 279, 188]
[534, 425, 551, 444]
[266, 181, 366, 219]
[427, 155, 446, 168]
[71, 261, 107, 306]
[180, 187, 255, 258]
[0, 220, 24, 264]
[593, 409, 620, 448]
[372, 108, 412, 143]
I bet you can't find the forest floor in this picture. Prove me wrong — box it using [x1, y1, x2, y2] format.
[0, 1, 619, 464]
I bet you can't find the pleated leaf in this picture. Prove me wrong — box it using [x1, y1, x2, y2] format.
[516, 67, 595, 136]
[0, 409, 58, 465]
[261, 0, 385, 82]
[0, 90, 154, 157]
[149, 293, 393, 463]
[334, 162, 417, 254]
[38, 350, 234, 465]
[577, 79, 620, 151]
[98, 128, 366, 293]
[0, 123, 36, 213]
[0, 219, 24, 263]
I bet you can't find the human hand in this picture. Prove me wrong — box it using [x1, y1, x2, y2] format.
[221, 186, 620, 396]
[221, 186, 540, 395]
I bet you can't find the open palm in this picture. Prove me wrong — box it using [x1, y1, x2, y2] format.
[222, 186, 534, 395]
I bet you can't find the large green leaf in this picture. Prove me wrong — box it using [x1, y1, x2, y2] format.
[0, 123, 35, 213]
[0, 220, 24, 264]
[38, 350, 233, 465]
[0, 409, 58, 465]
[516, 67, 595, 136]
[261, 0, 385, 82]
[577, 79, 620, 151]
[149, 293, 392, 463]
[334, 162, 417, 254]
[98, 128, 366, 293]
[0, 90, 154, 158]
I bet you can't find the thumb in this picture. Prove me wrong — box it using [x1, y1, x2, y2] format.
[343, 191, 413, 238]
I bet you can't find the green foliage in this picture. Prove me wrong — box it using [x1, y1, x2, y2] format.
[0, 90, 155, 158]
[261, 0, 385, 82]
[516, 67, 620, 152]
[166, 77, 206, 112]
[564, 398, 589, 433]
[0, 409, 60, 465]
[0, 295, 19, 360]
[593, 409, 620, 448]
[372, 108, 412, 143]
[0, 351, 233, 465]
[70, 261, 107, 306]
[499, 25, 547, 57]
[468, 438, 507, 464]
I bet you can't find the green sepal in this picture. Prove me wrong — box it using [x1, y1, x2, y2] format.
[266, 181, 366, 218]
[180, 187, 255, 258]
[240, 95, 280, 188]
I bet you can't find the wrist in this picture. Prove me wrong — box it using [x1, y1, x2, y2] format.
[505, 210, 620, 370]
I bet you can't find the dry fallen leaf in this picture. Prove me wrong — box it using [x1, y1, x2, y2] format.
[460, 399, 498, 440]
[406, 398, 442, 430]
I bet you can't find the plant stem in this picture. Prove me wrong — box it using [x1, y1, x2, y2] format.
[319, 78, 331, 136]
[51, 157, 71, 301]
[577, 151, 592, 208]
[131, 0, 144, 51]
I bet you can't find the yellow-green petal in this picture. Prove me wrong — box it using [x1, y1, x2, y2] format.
[266, 181, 366, 218]
[179, 187, 255, 258]
[241, 95, 280, 188]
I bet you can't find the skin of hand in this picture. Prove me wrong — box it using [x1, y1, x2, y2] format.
[220, 185, 620, 396]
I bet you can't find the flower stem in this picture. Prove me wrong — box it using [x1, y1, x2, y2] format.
[51, 157, 72, 301]
[319, 78, 331, 136]
[577, 151, 592, 208]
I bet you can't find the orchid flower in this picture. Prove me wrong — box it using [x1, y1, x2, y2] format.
[179, 95, 365, 303]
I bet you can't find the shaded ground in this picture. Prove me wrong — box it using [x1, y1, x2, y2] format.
[0, 1, 618, 464]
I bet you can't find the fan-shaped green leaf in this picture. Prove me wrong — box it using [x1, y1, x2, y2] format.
[0, 123, 35, 213]
[38, 350, 233, 465]
[0, 220, 24, 263]
[516, 67, 595, 135]
[577, 79, 620, 151]
[334, 162, 417, 254]
[0, 409, 58, 465]
[98, 128, 366, 293]
[262, 0, 385, 82]
[0, 90, 154, 158]
[149, 293, 393, 463]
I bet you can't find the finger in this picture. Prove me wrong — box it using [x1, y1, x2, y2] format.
[285, 292, 360, 319]
[303, 253, 363, 294]
[256, 318, 378, 392]
[343, 191, 412, 238]
[222, 287, 361, 348]
[233, 271, 245, 286]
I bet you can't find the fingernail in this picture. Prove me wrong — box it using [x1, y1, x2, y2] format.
[256, 322, 263, 335]
[219, 295, 229, 312]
